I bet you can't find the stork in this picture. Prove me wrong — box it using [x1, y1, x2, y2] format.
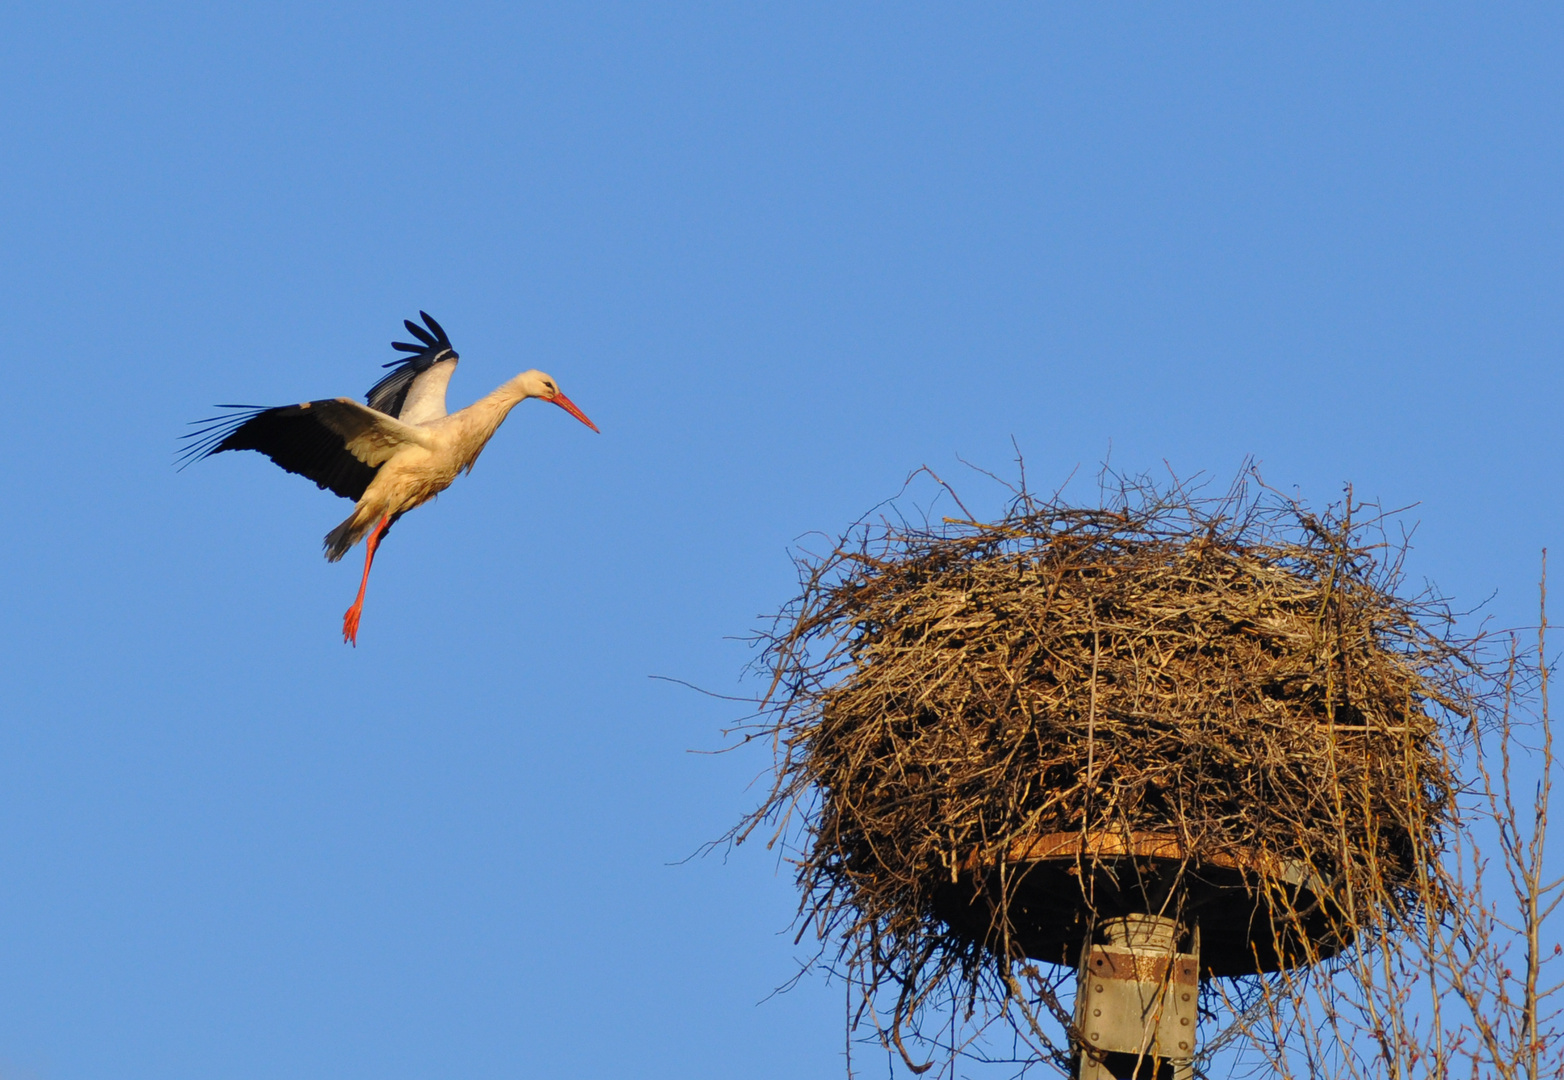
[182, 312, 599, 645]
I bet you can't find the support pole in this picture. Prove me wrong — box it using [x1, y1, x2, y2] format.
[1074, 915, 1198, 1080]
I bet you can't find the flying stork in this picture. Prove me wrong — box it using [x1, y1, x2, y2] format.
[182, 312, 599, 645]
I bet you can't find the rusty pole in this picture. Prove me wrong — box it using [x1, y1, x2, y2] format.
[1074, 914, 1198, 1080]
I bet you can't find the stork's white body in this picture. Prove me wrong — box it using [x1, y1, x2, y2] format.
[322, 370, 571, 559]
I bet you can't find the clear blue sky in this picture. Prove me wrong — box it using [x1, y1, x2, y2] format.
[1, 5, 1559, 1078]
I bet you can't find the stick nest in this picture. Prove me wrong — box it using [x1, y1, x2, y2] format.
[733, 472, 1478, 1067]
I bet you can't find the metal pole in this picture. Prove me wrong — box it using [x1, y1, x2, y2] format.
[1075, 914, 1198, 1080]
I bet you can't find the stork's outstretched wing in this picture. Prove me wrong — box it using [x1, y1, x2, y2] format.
[180, 398, 431, 501]
[366, 311, 459, 423]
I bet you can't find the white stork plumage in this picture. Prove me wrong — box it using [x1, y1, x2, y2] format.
[182, 312, 599, 645]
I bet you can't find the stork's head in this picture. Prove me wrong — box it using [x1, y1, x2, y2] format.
[514, 369, 600, 432]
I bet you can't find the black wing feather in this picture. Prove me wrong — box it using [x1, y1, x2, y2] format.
[367, 310, 458, 417]
[178, 403, 380, 501]
[417, 311, 449, 342]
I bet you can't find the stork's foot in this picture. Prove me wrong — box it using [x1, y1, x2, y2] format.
[342, 602, 364, 646]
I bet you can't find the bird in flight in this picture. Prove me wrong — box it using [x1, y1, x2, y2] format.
[182, 312, 599, 645]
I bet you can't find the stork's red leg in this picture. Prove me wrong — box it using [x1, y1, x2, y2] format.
[342, 516, 391, 647]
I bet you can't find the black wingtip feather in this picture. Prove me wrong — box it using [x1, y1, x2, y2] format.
[175, 405, 267, 470]
[419, 311, 449, 342]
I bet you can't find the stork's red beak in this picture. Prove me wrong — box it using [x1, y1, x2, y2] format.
[550, 391, 599, 433]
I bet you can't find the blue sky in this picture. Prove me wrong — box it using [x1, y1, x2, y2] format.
[0, 5, 1560, 1078]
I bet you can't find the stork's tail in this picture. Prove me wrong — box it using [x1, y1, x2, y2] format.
[325, 509, 403, 561]
[323, 508, 369, 561]
[325, 515, 365, 562]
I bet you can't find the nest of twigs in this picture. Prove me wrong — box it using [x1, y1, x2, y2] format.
[733, 471, 1478, 1071]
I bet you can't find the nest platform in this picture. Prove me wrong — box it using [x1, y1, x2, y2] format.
[937, 830, 1336, 976]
